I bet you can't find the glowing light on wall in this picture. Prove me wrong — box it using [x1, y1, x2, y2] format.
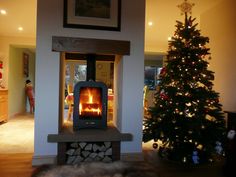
[148, 21, 153, 26]
[18, 27, 23, 31]
[0, 9, 7, 15]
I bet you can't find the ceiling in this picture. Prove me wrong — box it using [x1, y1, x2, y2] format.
[0, 0, 36, 38]
[0, 0, 222, 53]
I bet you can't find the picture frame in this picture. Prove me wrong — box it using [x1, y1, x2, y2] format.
[63, 0, 121, 31]
[23, 53, 29, 78]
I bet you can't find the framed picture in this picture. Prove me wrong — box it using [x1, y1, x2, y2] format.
[23, 53, 29, 78]
[63, 0, 121, 31]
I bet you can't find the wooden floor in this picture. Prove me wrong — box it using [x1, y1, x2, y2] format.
[0, 153, 35, 177]
[0, 152, 226, 177]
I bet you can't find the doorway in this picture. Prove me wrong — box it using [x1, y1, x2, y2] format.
[0, 46, 35, 154]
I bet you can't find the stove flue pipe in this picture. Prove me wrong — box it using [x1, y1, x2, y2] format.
[86, 54, 96, 81]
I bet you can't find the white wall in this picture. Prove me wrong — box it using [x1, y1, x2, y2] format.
[35, 0, 145, 158]
[201, 0, 236, 111]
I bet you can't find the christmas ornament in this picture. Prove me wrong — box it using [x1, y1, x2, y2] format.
[197, 144, 203, 150]
[160, 92, 168, 100]
[172, 119, 177, 123]
[182, 157, 187, 163]
[227, 130, 236, 140]
[208, 158, 213, 163]
[160, 67, 167, 76]
[153, 143, 158, 149]
[177, 0, 195, 15]
[215, 141, 223, 155]
[192, 151, 199, 164]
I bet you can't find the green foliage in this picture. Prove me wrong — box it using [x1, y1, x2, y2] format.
[143, 14, 226, 164]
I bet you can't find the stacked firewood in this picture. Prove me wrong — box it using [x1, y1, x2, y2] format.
[66, 142, 112, 164]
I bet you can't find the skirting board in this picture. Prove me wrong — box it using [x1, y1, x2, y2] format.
[32, 152, 143, 166]
[32, 155, 57, 166]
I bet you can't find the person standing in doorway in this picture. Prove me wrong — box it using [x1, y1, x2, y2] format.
[25, 79, 35, 114]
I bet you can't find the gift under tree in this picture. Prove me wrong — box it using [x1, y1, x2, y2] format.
[143, 0, 226, 164]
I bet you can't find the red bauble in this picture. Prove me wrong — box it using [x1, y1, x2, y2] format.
[160, 67, 166, 76]
[160, 93, 168, 100]
[0, 62, 2, 69]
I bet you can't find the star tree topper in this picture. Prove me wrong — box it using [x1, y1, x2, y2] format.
[177, 0, 195, 15]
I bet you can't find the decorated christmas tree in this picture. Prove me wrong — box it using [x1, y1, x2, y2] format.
[143, 0, 226, 164]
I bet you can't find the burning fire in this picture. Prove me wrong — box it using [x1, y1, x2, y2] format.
[79, 87, 102, 116]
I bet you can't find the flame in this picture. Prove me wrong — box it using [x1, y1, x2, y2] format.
[83, 107, 101, 115]
[79, 103, 82, 115]
[79, 88, 102, 116]
[88, 90, 93, 103]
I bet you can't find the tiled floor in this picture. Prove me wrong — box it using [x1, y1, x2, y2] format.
[0, 113, 34, 153]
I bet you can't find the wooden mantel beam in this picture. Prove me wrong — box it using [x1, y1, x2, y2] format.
[52, 36, 130, 55]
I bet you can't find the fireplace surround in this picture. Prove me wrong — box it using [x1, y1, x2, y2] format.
[47, 36, 133, 164]
[52, 36, 130, 131]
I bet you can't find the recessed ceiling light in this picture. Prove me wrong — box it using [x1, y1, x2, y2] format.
[18, 27, 23, 31]
[0, 9, 7, 15]
[148, 21, 153, 26]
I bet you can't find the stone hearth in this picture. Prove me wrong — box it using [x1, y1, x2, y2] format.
[48, 123, 132, 164]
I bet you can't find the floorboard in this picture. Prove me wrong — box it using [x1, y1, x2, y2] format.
[0, 153, 35, 177]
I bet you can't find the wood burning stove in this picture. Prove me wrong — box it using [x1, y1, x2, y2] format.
[73, 54, 108, 130]
[73, 81, 107, 130]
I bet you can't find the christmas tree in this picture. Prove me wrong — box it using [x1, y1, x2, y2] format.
[143, 0, 226, 164]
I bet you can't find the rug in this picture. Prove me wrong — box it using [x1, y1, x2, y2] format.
[31, 161, 159, 177]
